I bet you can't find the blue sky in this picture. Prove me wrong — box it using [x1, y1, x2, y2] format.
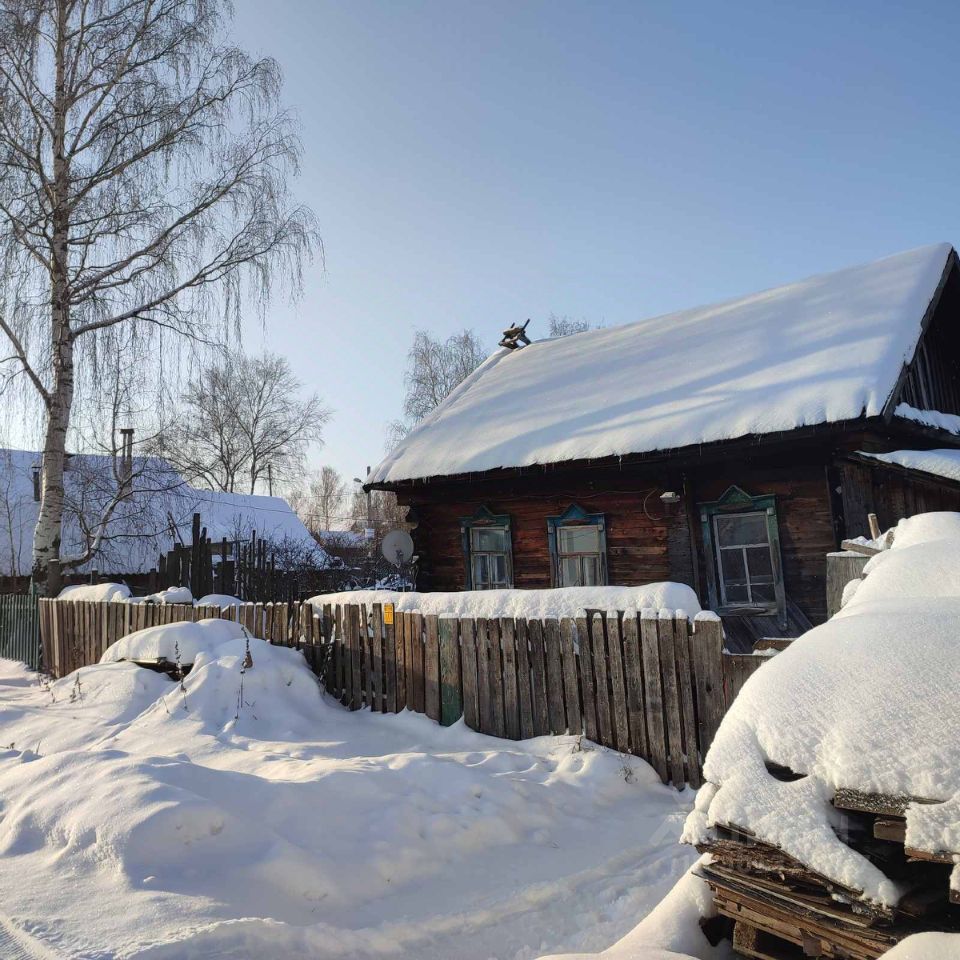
[229, 0, 960, 487]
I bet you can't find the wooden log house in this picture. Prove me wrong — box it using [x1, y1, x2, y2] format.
[370, 243, 960, 650]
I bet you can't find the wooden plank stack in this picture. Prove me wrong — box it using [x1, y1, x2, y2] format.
[695, 782, 960, 960]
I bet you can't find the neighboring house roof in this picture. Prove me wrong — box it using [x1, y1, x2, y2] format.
[371, 243, 955, 485]
[0, 448, 321, 577]
[858, 448, 960, 485]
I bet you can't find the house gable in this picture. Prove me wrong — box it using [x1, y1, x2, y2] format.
[884, 249, 960, 419]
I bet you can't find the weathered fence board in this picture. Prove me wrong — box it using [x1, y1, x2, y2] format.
[38, 597, 768, 789]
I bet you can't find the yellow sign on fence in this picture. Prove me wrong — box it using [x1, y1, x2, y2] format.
[383, 603, 394, 625]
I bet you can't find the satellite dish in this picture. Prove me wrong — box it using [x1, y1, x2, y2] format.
[381, 529, 414, 566]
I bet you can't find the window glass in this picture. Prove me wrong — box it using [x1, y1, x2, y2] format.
[720, 549, 746, 583]
[581, 556, 600, 586]
[467, 521, 511, 589]
[745, 546, 773, 579]
[560, 557, 581, 587]
[471, 526, 507, 552]
[713, 510, 777, 606]
[716, 513, 767, 546]
[558, 525, 600, 553]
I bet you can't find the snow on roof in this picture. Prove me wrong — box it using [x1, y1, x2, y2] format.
[859, 447, 960, 484]
[0, 448, 320, 576]
[683, 512, 960, 906]
[894, 402, 960, 435]
[372, 243, 953, 484]
[308, 584, 702, 619]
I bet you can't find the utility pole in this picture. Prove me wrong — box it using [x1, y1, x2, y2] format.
[267, 463, 274, 497]
[353, 466, 374, 555]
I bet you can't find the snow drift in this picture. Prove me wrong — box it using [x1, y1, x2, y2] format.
[309, 584, 702, 619]
[685, 511, 960, 906]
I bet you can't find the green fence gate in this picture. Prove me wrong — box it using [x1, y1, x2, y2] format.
[0, 593, 41, 669]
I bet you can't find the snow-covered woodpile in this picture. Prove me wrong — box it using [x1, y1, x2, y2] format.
[684, 513, 960, 960]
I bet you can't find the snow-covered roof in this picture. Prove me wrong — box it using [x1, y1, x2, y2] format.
[894, 402, 960, 435]
[0, 448, 320, 576]
[859, 447, 960, 484]
[372, 243, 954, 484]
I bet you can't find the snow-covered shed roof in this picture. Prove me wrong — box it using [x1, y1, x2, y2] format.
[0, 448, 320, 576]
[859, 447, 960, 485]
[372, 243, 955, 484]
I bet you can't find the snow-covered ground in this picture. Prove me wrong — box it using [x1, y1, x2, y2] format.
[0, 633, 696, 959]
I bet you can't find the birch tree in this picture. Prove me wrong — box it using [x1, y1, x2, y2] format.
[154, 350, 328, 495]
[0, 0, 314, 588]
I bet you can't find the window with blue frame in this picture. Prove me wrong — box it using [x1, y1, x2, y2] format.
[547, 504, 608, 587]
[698, 486, 786, 622]
[460, 506, 513, 589]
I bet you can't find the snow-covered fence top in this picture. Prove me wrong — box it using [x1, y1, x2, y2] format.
[38, 597, 765, 789]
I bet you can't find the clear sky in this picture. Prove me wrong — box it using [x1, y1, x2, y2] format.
[228, 0, 960, 488]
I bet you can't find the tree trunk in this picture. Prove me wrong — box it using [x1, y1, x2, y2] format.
[32, 0, 72, 594]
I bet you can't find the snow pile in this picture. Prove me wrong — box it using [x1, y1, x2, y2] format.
[309, 584, 702, 619]
[537, 863, 720, 960]
[58, 581, 131, 602]
[860, 447, 960, 485]
[685, 511, 960, 906]
[372, 244, 952, 482]
[100, 617, 250, 665]
[0, 649, 694, 958]
[134, 585, 194, 605]
[197, 593, 244, 608]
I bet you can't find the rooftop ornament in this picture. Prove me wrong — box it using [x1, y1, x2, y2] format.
[499, 319, 531, 350]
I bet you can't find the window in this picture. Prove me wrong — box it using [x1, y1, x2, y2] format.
[713, 512, 776, 605]
[699, 486, 785, 623]
[548, 504, 608, 587]
[460, 506, 513, 589]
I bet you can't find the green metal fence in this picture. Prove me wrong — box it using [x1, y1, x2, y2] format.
[0, 593, 41, 669]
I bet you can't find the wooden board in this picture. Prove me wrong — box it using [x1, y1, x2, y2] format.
[395, 608, 407, 710]
[527, 619, 550, 737]
[487, 618, 505, 737]
[605, 614, 630, 753]
[639, 616, 668, 783]
[658, 617, 686, 787]
[559, 618, 582, 737]
[621, 616, 647, 757]
[424, 614, 441, 722]
[589, 614, 613, 746]
[500, 618, 520, 740]
[411, 613, 425, 714]
[476, 618, 492, 733]
[514, 618, 534, 739]
[439, 617, 462, 726]
[351, 603, 363, 710]
[383, 604, 398, 712]
[460, 618, 480, 730]
[543, 618, 566, 734]
[575, 615, 598, 742]
[371, 604, 385, 712]
[673, 616, 701, 788]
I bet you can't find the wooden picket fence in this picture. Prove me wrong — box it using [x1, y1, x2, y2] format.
[38, 599, 766, 788]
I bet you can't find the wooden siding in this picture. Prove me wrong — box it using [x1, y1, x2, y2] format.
[838, 457, 960, 537]
[399, 458, 839, 626]
[896, 259, 960, 416]
[402, 470, 695, 593]
[689, 462, 837, 625]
